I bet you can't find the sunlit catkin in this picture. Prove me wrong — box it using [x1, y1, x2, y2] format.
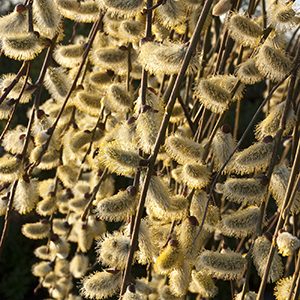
[74, 91, 103, 116]
[255, 44, 292, 82]
[53, 44, 85, 68]
[228, 13, 262, 47]
[164, 135, 204, 164]
[81, 271, 121, 299]
[97, 231, 131, 269]
[0, 155, 21, 182]
[44, 67, 71, 101]
[252, 235, 283, 282]
[215, 177, 267, 205]
[218, 206, 261, 238]
[22, 221, 50, 240]
[274, 276, 299, 300]
[97, 0, 144, 16]
[196, 249, 246, 280]
[139, 41, 198, 75]
[276, 231, 300, 257]
[32, 0, 61, 38]
[155, 240, 183, 274]
[169, 262, 192, 297]
[228, 138, 274, 175]
[235, 58, 263, 84]
[0, 9, 28, 38]
[104, 83, 132, 112]
[2, 32, 44, 61]
[189, 270, 218, 298]
[194, 77, 231, 114]
[212, 0, 232, 16]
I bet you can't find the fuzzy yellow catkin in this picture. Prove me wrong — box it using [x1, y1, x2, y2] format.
[0, 155, 21, 183]
[22, 221, 50, 240]
[270, 165, 300, 214]
[228, 138, 274, 175]
[136, 109, 163, 154]
[119, 20, 144, 43]
[32, 261, 52, 278]
[189, 270, 218, 298]
[44, 67, 71, 101]
[169, 262, 192, 297]
[98, 141, 141, 177]
[104, 83, 132, 112]
[0, 9, 28, 38]
[252, 235, 283, 282]
[13, 179, 39, 215]
[196, 249, 247, 280]
[88, 71, 113, 90]
[194, 77, 230, 114]
[2, 32, 44, 61]
[74, 91, 103, 116]
[32, 0, 61, 38]
[0, 74, 33, 104]
[97, 231, 131, 269]
[235, 58, 263, 84]
[276, 231, 300, 256]
[81, 271, 121, 300]
[138, 41, 198, 75]
[96, 189, 137, 221]
[155, 0, 186, 29]
[34, 245, 52, 260]
[164, 135, 204, 164]
[255, 44, 292, 82]
[53, 44, 85, 68]
[57, 164, 80, 188]
[218, 206, 261, 238]
[255, 101, 296, 140]
[97, 0, 144, 16]
[56, 0, 99, 23]
[228, 13, 262, 47]
[155, 240, 183, 274]
[274, 276, 300, 300]
[70, 253, 89, 278]
[180, 163, 211, 190]
[215, 177, 267, 205]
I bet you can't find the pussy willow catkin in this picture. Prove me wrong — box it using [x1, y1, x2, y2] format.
[0, 0, 299, 299]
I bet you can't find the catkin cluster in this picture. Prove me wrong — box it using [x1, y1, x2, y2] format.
[0, 0, 299, 299]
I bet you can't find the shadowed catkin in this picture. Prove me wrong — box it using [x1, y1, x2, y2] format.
[189, 270, 218, 298]
[97, 0, 144, 16]
[97, 231, 131, 269]
[218, 206, 261, 237]
[276, 231, 300, 256]
[81, 271, 121, 299]
[194, 77, 231, 114]
[96, 189, 137, 221]
[215, 177, 267, 205]
[228, 13, 262, 47]
[235, 291, 258, 300]
[1, 32, 44, 61]
[196, 249, 247, 280]
[74, 91, 103, 116]
[252, 236, 283, 283]
[119, 20, 144, 43]
[255, 44, 292, 82]
[165, 135, 204, 164]
[32, 261, 52, 277]
[139, 42, 198, 75]
[32, 0, 61, 38]
[70, 253, 89, 278]
[104, 83, 132, 112]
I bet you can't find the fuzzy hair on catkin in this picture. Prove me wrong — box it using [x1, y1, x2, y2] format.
[252, 236, 283, 283]
[217, 206, 261, 238]
[53, 44, 84, 68]
[227, 13, 262, 47]
[169, 262, 192, 297]
[235, 58, 263, 84]
[189, 270, 218, 298]
[0, 10, 28, 38]
[276, 231, 300, 257]
[96, 189, 137, 221]
[196, 249, 247, 280]
[164, 135, 204, 164]
[81, 271, 121, 299]
[215, 177, 267, 205]
[97, 0, 144, 17]
[22, 221, 51, 240]
[2, 32, 44, 61]
[97, 231, 131, 269]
